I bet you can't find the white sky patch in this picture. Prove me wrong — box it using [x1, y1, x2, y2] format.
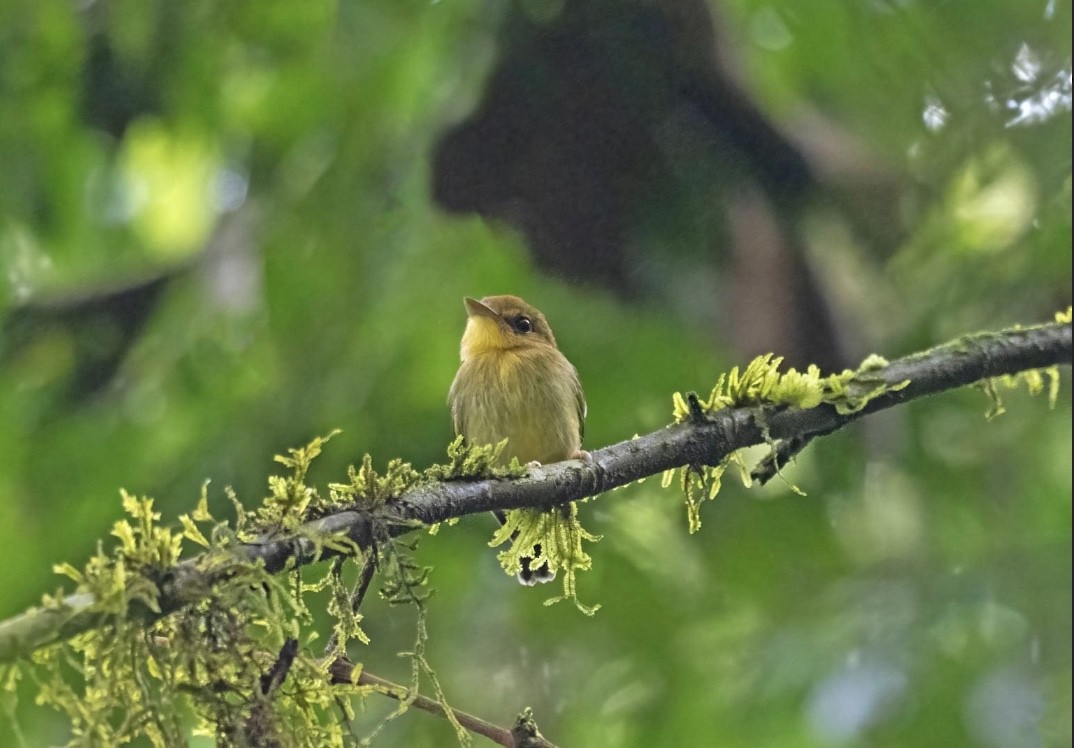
[1006, 66, 1072, 128]
[923, 94, 949, 132]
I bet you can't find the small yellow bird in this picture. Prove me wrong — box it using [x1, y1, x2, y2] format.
[449, 295, 587, 584]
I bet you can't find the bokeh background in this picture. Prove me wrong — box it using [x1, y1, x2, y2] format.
[0, 0, 1070, 745]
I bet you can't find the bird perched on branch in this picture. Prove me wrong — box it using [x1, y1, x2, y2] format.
[448, 295, 587, 584]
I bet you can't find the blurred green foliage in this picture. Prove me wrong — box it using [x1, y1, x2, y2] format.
[0, 0, 1070, 746]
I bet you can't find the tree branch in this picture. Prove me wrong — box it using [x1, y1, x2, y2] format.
[0, 320, 1069, 664]
[327, 661, 553, 748]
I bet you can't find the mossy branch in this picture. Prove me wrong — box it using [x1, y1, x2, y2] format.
[0, 318, 1069, 665]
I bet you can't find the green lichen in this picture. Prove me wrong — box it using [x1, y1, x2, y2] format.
[490, 503, 602, 616]
[5, 433, 477, 747]
[256, 430, 420, 534]
[423, 435, 527, 482]
[26, 483, 352, 747]
[976, 308, 1070, 419]
[426, 436, 602, 612]
[329, 454, 421, 511]
[667, 353, 910, 531]
[978, 365, 1063, 419]
[670, 353, 904, 424]
[422, 436, 527, 537]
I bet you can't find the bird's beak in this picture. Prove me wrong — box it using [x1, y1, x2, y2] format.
[464, 297, 500, 321]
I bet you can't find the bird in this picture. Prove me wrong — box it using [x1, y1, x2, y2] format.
[448, 295, 587, 584]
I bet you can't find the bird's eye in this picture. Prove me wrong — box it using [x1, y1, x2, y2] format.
[512, 316, 533, 334]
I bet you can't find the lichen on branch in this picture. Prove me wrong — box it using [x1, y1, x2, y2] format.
[665, 350, 911, 531]
[490, 503, 602, 615]
[2, 436, 497, 747]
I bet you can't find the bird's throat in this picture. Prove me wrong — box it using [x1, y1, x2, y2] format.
[460, 316, 509, 360]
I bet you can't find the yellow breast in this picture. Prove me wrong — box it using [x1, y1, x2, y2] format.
[449, 347, 581, 466]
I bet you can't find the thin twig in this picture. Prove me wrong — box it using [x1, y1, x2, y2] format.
[260, 638, 299, 696]
[330, 660, 529, 747]
[751, 433, 818, 485]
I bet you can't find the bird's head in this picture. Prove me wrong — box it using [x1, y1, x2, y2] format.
[459, 295, 558, 360]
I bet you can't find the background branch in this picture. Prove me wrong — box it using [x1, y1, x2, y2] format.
[0, 320, 1068, 664]
[327, 661, 552, 748]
